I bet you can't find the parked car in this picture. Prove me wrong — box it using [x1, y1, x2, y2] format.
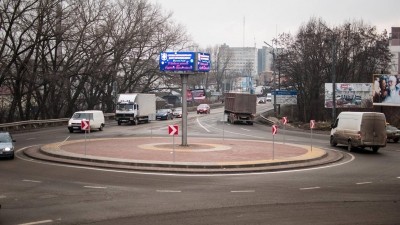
[197, 104, 210, 114]
[386, 124, 400, 143]
[0, 132, 16, 159]
[156, 108, 174, 120]
[173, 107, 183, 118]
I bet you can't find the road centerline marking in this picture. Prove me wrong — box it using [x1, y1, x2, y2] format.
[84, 186, 107, 189]
[231, 190, 255, 193]
[356, 182, 372, 185]
[156, 190, 181, 193]
[300, 187, 320, 190]
[22, 179, 42, 183]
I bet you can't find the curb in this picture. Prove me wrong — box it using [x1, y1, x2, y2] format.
[23, 146, 344, 174]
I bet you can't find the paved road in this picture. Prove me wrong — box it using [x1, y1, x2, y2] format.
[1, 107, 399, 225]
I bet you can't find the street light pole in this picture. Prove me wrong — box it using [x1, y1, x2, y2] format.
[264, 41, 277, 115]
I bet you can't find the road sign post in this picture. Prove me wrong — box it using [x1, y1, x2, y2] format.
[310, 120, 315, 152]
[168, 125, 179, 162]
[272, 125, 278, 160]
[282, 117, 288, 144]
[81, 120, 90, 156]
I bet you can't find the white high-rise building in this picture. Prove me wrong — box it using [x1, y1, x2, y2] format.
[389, 27, 400, 74]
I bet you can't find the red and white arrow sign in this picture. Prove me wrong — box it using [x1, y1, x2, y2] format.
[282, 117, 288, 125]
[272, 125, 278, 135]
[81, 120, 90, 131]
[168, 125, 178, 135]
[310, 120, 315, 129]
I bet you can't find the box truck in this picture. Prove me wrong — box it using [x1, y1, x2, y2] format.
[224, 93, 257, 125]
[115, 93, 156, 125]
[330, 112, 387, 152]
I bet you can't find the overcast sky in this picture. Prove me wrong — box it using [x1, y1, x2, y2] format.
[150, 0, 400, 48]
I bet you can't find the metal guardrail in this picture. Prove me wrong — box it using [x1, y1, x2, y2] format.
[258, 114, 275, 126]
[0, 113, 115, 132]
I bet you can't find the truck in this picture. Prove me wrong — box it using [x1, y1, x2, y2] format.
[224, 93, 257, 125]
[115, 93, 156, 125]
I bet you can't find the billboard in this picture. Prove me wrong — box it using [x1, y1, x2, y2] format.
[271, 90, 297, 105]
[159, 52, 195, 72]
[324, 83, 373, 108]
[197, 52, 211, 72]
[372, 74, 400, 106]
[159, 52, 210, 72]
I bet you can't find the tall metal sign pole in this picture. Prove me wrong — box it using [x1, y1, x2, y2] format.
[160, 51, 211, 147]
[181, 74, 188, 146]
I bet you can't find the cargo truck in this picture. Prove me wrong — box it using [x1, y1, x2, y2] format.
[115, 93, 156, 125]
[224, 93, 257, 125]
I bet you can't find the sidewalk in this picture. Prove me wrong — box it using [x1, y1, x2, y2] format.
[23, 137, 344, 174]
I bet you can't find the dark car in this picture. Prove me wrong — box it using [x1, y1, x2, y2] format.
[0, 132, 16, 159]
[386, 125, 400, 143]
[156, 109, 174, 120]
[197, 104, 210, 114]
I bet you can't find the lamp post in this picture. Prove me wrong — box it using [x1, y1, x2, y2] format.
[264, 41, 277, 115]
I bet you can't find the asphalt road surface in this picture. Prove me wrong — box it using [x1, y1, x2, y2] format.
[1, 105, 399, 225]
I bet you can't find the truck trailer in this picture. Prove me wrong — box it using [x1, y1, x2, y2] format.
[224, 93, 257, 125]
[115, 93, 156, 125]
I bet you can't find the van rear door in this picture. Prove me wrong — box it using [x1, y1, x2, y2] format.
[361, 113, 386, 146]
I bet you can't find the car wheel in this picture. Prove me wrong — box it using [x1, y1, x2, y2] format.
[330, 136, 337, 147]
[68, 128, 73, 133]
[347, 140, 353, 152]
[99, 124, 104, 131]
[393, 138, 399, 143]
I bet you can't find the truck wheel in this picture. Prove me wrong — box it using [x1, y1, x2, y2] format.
[134, 118, 139, 125]
[117, 121, 121, 125]
[372, 146, 379, 153]
[330, 136, 337, 147]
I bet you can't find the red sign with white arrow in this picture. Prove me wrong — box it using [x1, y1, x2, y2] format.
[310, 120, 315, 129]
[272, 125, 278, 135]
[81, 120, 90, 131]
[168, 125, 178, 135]
[282, 117, 288, 125]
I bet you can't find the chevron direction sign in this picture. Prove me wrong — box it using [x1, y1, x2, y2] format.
[168, 125, 178, 135]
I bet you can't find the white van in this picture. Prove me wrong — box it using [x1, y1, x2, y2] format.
[68, 110, 105, 133]
[330, 112, 387, 152]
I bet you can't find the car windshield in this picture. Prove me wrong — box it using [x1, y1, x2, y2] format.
[72, 113, 92, 120]
[0, 133, 12, 142]
[198, 104, 208, 108]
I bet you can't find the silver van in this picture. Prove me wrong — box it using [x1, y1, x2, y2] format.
[330, 112, 387, 152]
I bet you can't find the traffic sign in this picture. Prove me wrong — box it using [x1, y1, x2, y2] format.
[282, 117, 288, 125]
[310, 120, 315, 129]
[168, 125, 179, 135]
[81, 120, 90, 131]
[272, 125, 278, 135]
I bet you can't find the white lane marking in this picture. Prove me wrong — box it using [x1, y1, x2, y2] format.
[300, 187, 320, 190]
[22, 179, 42, 183]
[356, 182, 372, 185]
[231, 190, 255, 193]
[397, 177, 400, 179]
[196, 117, 210, 133]
[240, 128, 251, 132]
[156, 190, 181, 193]
[0, 195, 6, 199]
[84, 186, 107, 189]
[26, 138, 36, 140]
[18, 220, 53, 225]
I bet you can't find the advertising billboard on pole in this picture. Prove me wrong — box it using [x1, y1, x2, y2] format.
[372, 74, 400, 106]
[324, 83, 373, 108]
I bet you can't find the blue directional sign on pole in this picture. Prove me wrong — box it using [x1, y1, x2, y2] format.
[272, 90, 298, 105]
[159, 52, 195, 72]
